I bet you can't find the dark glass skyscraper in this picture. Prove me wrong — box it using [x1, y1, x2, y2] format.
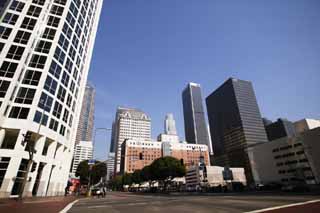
[206, 78, 268, 183]
[182, 83, 210, 148]
[264, 118, 296, 141]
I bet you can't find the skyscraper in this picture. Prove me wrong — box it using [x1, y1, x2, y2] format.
[113, 107, 151, 173]
[264, 118, 296, 141]
[71, 141, 93, 175]
[75, 83, 95, 144]
[164, 113, 177, 135]
[182, 83, 210, 147]
[0, 0, 103, 197]
[206, 78, 268, 183]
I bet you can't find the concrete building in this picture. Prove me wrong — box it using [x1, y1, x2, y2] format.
[182, 83, 211, 149]
[294, 119, 320, 134]
[120, 139, 210, 174]
[106, 152, 115, 180]
[75, 83, 95, 145]
[71, 141, 93, 175]
[186, 165, 246, 190]
[113, 107, 151, 173]
[264, 118, 296, 141]
[248, 127, 320, 186]
[206, 78, 268, 184]
[0, 0, 103, 197]
[157, 113, 179, 143]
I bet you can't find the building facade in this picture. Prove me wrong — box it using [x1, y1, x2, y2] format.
[264, 118, 296, 141]
[0, 0, 103, 197]
[120, 139, 210, 174]
[106, 152, 115, 180]
[113, 107, 151, 173]
[248, 127, 320, 185]
[186, 165, 246, 190]
[75, 82, 95, 144]
[182, 83, 210, 148]
[71, 141, 93, 175]
[206, 78, 268, 184]
[294, 119, 320, 134]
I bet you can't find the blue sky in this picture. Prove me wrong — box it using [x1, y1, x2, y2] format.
[88, 0, 320, 160]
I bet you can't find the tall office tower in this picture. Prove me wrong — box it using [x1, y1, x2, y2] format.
[71, 141, 93, 175]
[109, 121, 116, 153]
[206, 78, 268, 183]
[0, 0, 103, 198]
[164, 113, 177, 135]
[264, 118, 296, 141]
[75, 83, 95, 145]
[182, 83, 210, 147]
[106, 152, 115, 180]
[113, 107, 151, 173]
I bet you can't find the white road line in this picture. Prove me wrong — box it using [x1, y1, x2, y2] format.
[244, 199, 320, 213]
[59, 199, 79, 213]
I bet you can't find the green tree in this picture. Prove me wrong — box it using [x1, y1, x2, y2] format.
[132, 169, 142, 184]
[148, 156, 186, 190]
[75, 160, 89, 185]
[75, 160, 107, 185]
[108, 175, 123, 191]
[122, 172, 132, 185]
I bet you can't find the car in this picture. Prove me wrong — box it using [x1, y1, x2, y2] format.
[91, 187, 102, 196]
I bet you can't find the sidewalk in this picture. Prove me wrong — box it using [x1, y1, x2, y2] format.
[0, 196, 78, 213]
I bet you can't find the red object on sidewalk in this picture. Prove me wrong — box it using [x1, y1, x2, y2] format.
[0, 196, 77, 213]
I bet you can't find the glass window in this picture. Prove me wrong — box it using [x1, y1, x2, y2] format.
[32, 0, 45, 6]
[41, 27, 56, 40]
[53, 0, 67, 6]
[68, 47, 76, 60]
[27, 5, 42, 17]
[47, 16, 60, 28]
[68, 114, 73, 127]
[38, 92, 53, 112]
[49, 60, 61, 79]
[53, 47, 65, 64]
[6, 45, 25, 60]
[52, 101, 62, 118]
[62, 23, 72, 39]
[69, 2, 78, 17]
[10, 1, 25, 12]
[58, 34, 69, 51]
[59, 125, 65, 136]
[66, 12, 75, 28]
[70, 81, 75, 93]
[33, 110, 48, 125]
[20, 17, 37, 30]
[65, 58, 73, 74]
[0, 26, 13, 39]
[3, 13, 19, 25]
[9, 107, 30, 119]
[29, 54, 47, 69]
[49, 118, 59, 131]
[66, 94, 72, 107]
[0, 43, 4, 54]
[62, 109, 69, 122]
[44, 75, 57, 95]
[22, 70, 42, 86]
[14, 87, 35, 104]
[14, 30, 31, 44]
[61, 71, 69, 87]
[35, 40, 52, 53]
[0, 80, 10, 98]
[0, 61, 18, 78]
[57, 86, 66, 102]
[50, 5, 64, 16]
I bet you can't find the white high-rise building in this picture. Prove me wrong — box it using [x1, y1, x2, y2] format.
[106, 152, 115, 180]
[113, 107, 151, 173]
[0, 0, 103, 197]
[71, 141, 93, 175]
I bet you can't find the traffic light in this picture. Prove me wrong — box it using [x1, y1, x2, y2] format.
[139, 153, 143, 160]
[21, 132, 32, 146]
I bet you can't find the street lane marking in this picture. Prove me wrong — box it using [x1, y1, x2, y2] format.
[59, 199, 79, 213]
[244, 199, 320, 213]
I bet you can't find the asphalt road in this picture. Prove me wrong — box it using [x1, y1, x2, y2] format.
[68, 192, 320, 213]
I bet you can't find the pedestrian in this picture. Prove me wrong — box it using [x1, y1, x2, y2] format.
[64, 186, 68, 196]
[102, 187, 106, 197]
